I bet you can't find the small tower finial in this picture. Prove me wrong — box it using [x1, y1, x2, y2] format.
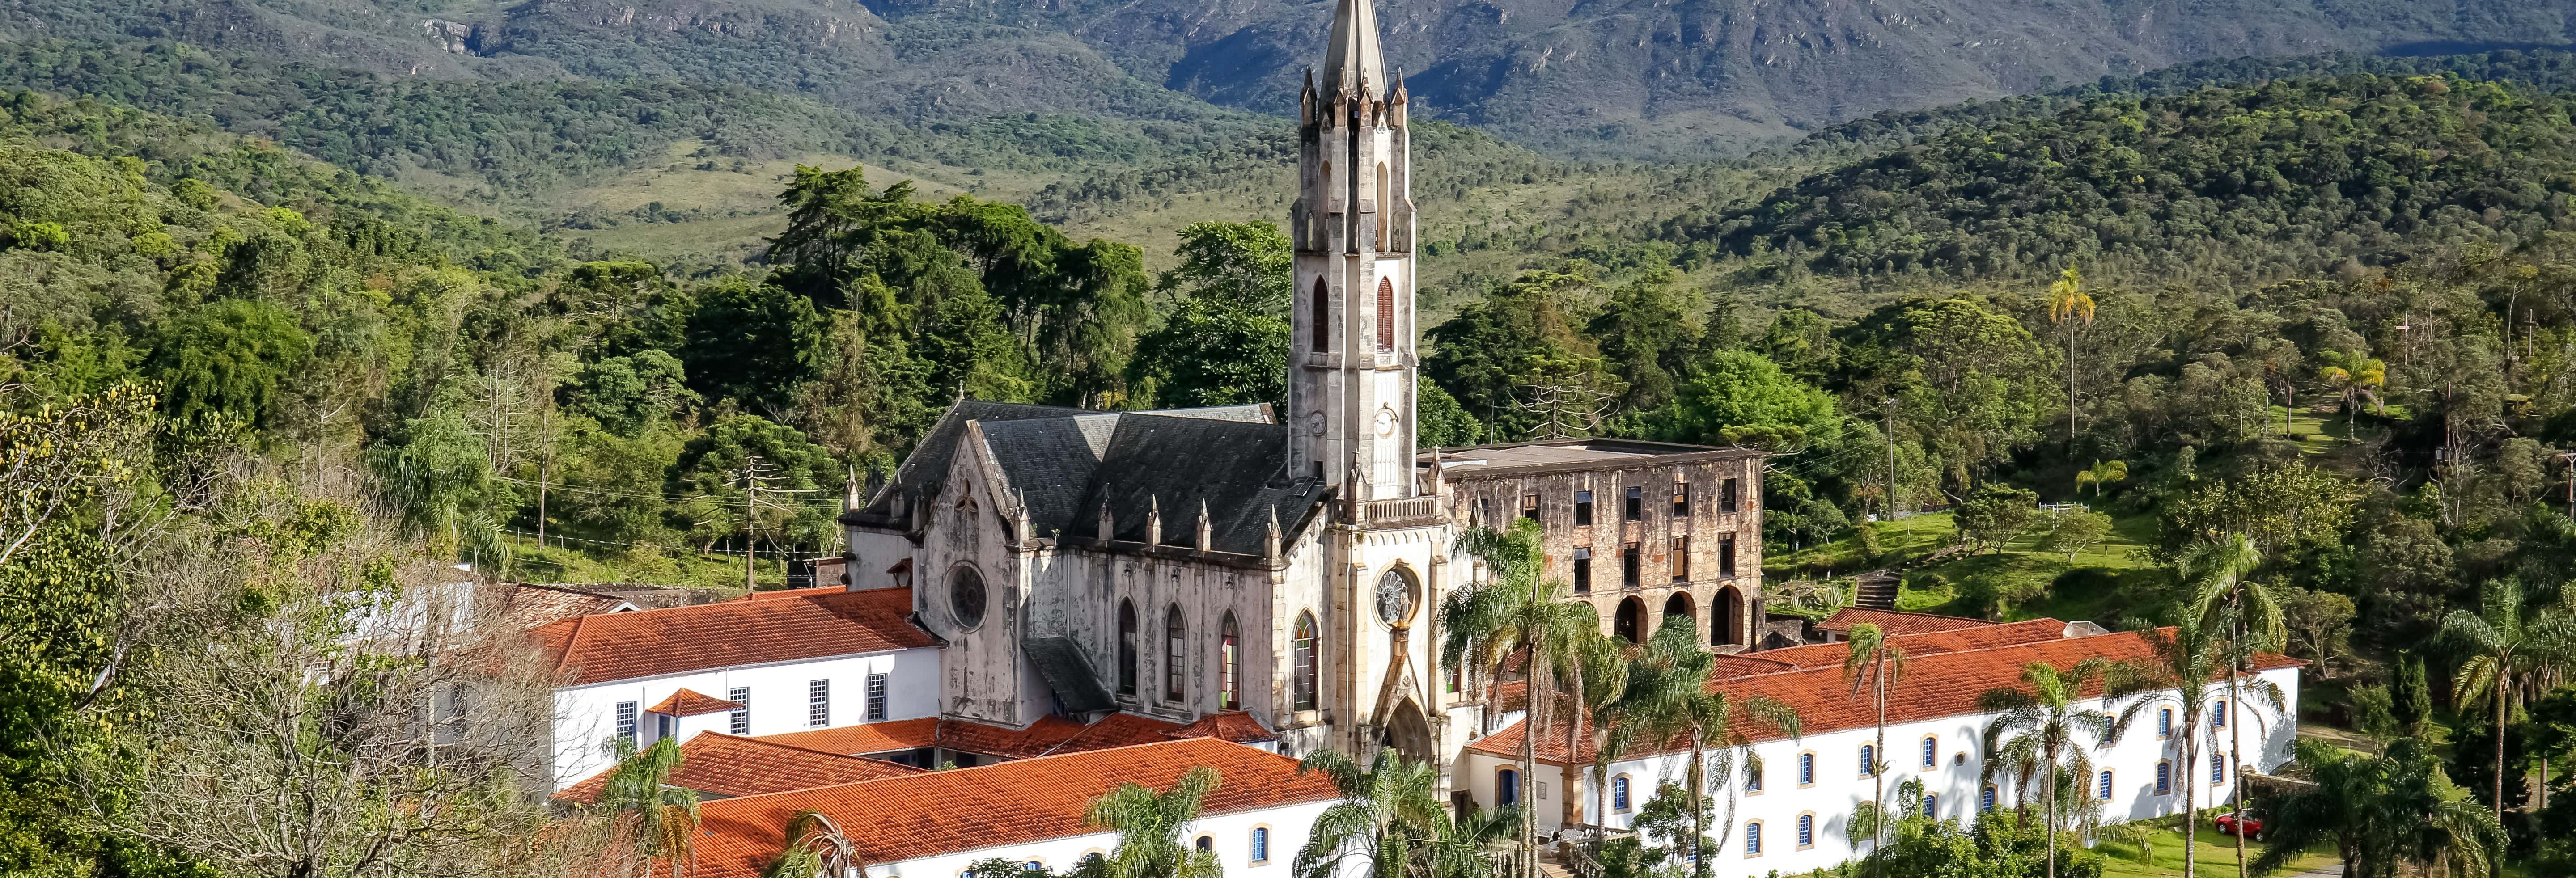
[844, 466, 863, 512]
[1195, 499, 1213, 552]
[1147, 494, 1164, 546]
[1265, 507, 1283, 561]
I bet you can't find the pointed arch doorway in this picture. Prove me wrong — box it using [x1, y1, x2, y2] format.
[1381, 698, 1436, 764]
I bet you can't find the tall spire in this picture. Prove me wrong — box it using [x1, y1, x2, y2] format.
[1321, 0, 1387, 97]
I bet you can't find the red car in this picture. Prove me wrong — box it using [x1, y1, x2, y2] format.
[2214, 809, 2265, 841]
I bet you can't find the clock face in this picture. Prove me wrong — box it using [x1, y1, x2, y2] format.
[1375, 568, 1415, 625]
[1374, 408, 1396, 436]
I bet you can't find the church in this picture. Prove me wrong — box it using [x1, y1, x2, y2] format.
[835, 0, 1769, 780]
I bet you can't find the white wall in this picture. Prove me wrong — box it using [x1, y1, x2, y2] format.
[863, 800, 1338, 878]
[551, 646, 940, 789]
[1457, 668, 2301, 878]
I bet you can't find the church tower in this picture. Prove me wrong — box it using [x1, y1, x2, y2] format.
[1289, 0, 1417, 502]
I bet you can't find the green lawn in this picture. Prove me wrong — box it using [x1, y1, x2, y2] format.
[2094, 821, 2337, 877]
[1767, 507, 2175, 626]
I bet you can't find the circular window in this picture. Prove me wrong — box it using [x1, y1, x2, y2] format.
[1375, 567, 1417, 625]
[950, 566, 988, 629]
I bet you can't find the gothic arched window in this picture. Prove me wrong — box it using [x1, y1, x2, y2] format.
[1293, 612, 1319, 711]
[1376, 277, 1395, 350]
[1311, 278, 1330, 352]
[1117, 600, 1139, 696]
[1220, 613, 1242, 710]
[1164, 604, 1186, 702]
[1376, 162, 1391, 251]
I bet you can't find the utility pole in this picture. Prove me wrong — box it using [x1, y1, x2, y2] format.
[734, 454, 779, 591]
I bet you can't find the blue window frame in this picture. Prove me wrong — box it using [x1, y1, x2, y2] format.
[1796, 814, 1813, 846]
[2158, 708, 2173, 737]
[1498, 769, 1520, 806]
[2214, 700, 2228, 728]
[1746, 761, 1763, 792]
[1922, 736, 1937, 768]
[1922, 794, 1937, 817]
[2212, 758, 2226, 783]
[1613, 776, 1631, 811]
[1797, 753, 1814, 785]
[1745, 822, 1762, 854]
[1252, 827, 1269, 862]
[2099, 770, 2114, 800]
[2156, 762, 2172, 794]
[1981, 785, 1997, 812]
[1860, 743, 1876, 776]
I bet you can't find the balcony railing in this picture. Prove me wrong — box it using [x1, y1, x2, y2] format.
[1362, 496, 1441, 526]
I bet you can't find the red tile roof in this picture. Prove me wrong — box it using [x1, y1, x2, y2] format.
[1166, 710, 1279, 744]
[754, 713, 1188, 760]
[1722, 618, 2071, 672]
[1818, 607, 1993, 635]
[678, 738, 1339, 878]
[648, 688, 746, 717]
[533, 587, 932, 686]
[1466, 627, 2301, 764]
[554, 732, 926, 804]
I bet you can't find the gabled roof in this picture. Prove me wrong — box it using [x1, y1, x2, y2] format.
[648, 688, 746, 717]
[1817, 608, 1991, 636]
[847, 400, 1321, 559]
[753, 713, 1189, 761]
[496, 583, 639, 629]
[1466, 627, 2301, 765]
[678, 739, 1339, 878]
[553, 732, 925, 804]
[532, 588, 932, 686]
[1166, 710, 1279, 744]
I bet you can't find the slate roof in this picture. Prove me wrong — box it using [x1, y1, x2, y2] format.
[553, 732, 924, 804]
[532, 588, 932, 686]
[1025, 635, 1117, 714]
[676, 739, 1338, 878]
[1465, 627, 2301, 765]
[847, 400, 1325, 558]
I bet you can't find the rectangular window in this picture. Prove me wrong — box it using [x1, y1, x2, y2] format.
[1673, 481, 1690, 516]
[1746, 762, 1763, 792]
[1613, 777, 1631, 811]
[1860, 744, 1876, 777]
[1718, 534, 1736, 577]
[728, 687, 750, 735]
[656, 712, 675, 741]
[1983, 785, 2000, 811]
[1572, 548, 1592, 594]
[1671, 536, 1689, 581]
[1252, 827, 1269, 863]
[1921, 794, 1937, 817]
[1720, 477, 1739, 512]
[2212, 759, 2226, 784]
[808, 679, 830, 727]
[1521, 494, 1540, 519]
[2214, 700, 2228, 727]
[866, 672, 889, 721]
[1744, 823, 1761, 855]
[1623, 486, 1643, 521]
[615, 701, 637, 745]
[1574, 490, 1594, 526]
[1622, 544, 1640, 587]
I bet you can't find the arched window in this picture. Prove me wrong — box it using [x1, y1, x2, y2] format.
[1981, 785, 1998, 812]
[1744, 758, 1763, 793]
[1220, 613, 1241, 710]
[1859, 743, 1877, 777]
[1375, 277, 1395, 350]
[1310, 278, 1330, 352]
[2212, 757, 2226, 784]
[1165, 605, 1186, 702]
[2098, 770, 2114, 801]
[1612, 776, 1631, 811]
[1921, 794, 1937, 817]
[2214, 699, 2229, 728]
[1796, 752, 1814, 786]
[2158, 708, 2174, 738]
[1116, 600, 1139, 696]
[1194, 836, 1213, 853]
[1743, 821, 1762, 855]
[1250, 827, 1271, 863]
[1497, 768, 1520, 806]
[2155, 761, 2172, 795]
[1795, 814, 1813, 848]
[1293, 612, 1319, 711]
[1921, 735, 1937, 768]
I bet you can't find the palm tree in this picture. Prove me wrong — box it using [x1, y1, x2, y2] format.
[1296, 747, 1514, 878]
[1553, 629, 1626, 834]
[2047, 267, 2096, 447]
[766, 812, 857, 878]
[2252, 738, 2503, 878]
[1443, 519, 1596, 878]
[2440, 577, 2576, 827]
[1083, 765, 1224, 878]
[1977, 659, 2120, 878]
[2073, 460, 2127, 497]
[1606, 620, 1801, 878]
[2109, 616, 2227, 878]
[1841, 622, 1908, 853]
[598, 737, 699, 878]
[2185, 533, 2287, 878]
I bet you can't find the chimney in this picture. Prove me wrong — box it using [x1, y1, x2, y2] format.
[1195, 500, 1213, 552]
[1147, 495, 1163, 547]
